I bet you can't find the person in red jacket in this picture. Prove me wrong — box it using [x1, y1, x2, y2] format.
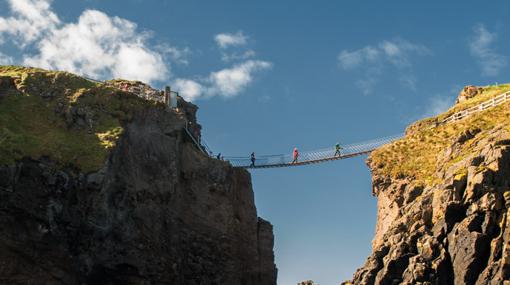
[292, 147, 299, 164]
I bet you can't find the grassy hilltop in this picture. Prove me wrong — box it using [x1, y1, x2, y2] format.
[1, 65, 509, 182]
[369, 83, 510, 187]
[0, 66, 162, 172]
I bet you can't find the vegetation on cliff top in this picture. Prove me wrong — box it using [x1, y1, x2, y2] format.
[0, 66, 162, 172]
[369, 83, 510, 187]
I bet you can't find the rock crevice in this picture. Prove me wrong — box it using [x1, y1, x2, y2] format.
[347, 84, 510, 285]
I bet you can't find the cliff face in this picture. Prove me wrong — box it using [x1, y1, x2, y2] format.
[348, 84, 510, 285]
[0, 66, 276, 284]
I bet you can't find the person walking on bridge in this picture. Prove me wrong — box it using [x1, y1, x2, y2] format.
[334, 142, 343, 157]
[292, 147, 299, 164]
[250, 152, 256, 167]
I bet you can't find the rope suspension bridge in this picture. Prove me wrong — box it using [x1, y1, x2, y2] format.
[223, 135, 403, 168]
[81, 75, 509, 169]
[86, 75, 508, 170]
[184, 127, 404, 169]
[183, 90, 510, 169]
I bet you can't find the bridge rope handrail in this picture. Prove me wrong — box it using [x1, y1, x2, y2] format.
[224, 134, 403, 168]
[84, 75, 509, 167]
[226, 134, 403, 159]
[178, 91, 510, 169]
[221, 90, 510, 168]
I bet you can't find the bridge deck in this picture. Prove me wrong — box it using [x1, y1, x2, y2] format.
[224, 135, 402, 169]
[242, 150, 373, 169]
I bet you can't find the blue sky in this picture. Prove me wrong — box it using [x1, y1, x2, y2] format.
[1, 1, 510, 284]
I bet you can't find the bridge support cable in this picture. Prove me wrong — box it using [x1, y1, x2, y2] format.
[224, 134, 403, 169]
[182, 90, 510, 169]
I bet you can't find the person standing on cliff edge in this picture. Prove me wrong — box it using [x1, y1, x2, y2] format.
[292, 147, 299, 164]
[250, 152, 256, 167]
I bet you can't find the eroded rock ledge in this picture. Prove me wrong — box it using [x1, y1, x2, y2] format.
[346, 84, 510, 285]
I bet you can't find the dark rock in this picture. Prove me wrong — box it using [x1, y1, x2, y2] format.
[454, 128, 480, 144]
[0, 103, 276, 284]
[448, 223, 490, 285]
[456, 85, 483, 104]
[0, 76, 15, 94]
[444, 202, 467, 233]
[347, 118, 510, 285]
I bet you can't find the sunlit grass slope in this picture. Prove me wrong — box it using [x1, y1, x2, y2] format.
[0, 66, 162, 172]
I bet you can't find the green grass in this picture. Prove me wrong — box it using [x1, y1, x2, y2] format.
[0, 66, 162, 172]
[437, 84, 510, 121]
[369, 83, 510, 187]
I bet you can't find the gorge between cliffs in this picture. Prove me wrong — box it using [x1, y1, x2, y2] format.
[1, 66, 510, 285]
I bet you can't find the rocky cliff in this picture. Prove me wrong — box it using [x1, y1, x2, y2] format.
[347, 84, 510, 285]
[0, 66, 277, 284]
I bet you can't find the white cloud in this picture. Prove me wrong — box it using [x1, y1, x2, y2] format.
[379, 41, 400, 57]
[338, 46, 379, 69]
[0, 0, 60, 45]
[469, 24, 507, 77]
[0, 0, 171, 84]
[172, 31, 270, 101]
[0, 1, 272, 100]
[173, 78, 204, 102]
[338, 39, 429, 94]
[111, 43, 168, 82]
[381, 40, 428, 68]
[209, 60, 271, 96]
[214, 31, 248, 48]
[215, 31, 256, 63]
[174, 60, 272, 101]
[338, 39, 428, 70]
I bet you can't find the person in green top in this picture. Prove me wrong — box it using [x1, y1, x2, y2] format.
[334, 142, 343, 157]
